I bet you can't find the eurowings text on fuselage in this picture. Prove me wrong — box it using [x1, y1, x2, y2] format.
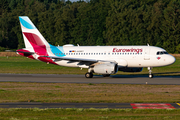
[17, 16, 176, 78]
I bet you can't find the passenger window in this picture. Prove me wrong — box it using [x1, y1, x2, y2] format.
[108, 53, 110, 55]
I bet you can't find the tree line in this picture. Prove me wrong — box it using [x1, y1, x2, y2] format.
[0, 0, 180, 53]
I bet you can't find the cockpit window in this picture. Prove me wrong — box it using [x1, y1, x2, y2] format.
[164, 51, 168, 54]
[156, 51, 168, 55]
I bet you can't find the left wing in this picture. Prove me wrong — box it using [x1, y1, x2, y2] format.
[41, 56, 115, 63]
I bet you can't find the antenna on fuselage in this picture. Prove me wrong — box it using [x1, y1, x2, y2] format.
[147, 43, 149, 46]
[77, 44, 79, 47]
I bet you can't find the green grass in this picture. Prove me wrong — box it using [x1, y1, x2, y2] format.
[0, 83, 180, 103]
[0, 56, 180, 75]
[0, 108, 180, 120]
[0, 57, 87, 74]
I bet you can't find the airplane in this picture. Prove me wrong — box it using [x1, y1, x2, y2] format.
[17, 16, 176, 78]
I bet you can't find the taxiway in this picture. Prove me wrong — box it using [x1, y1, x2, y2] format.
[0, 73, 179, 85]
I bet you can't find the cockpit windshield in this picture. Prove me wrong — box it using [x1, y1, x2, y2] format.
[156, 51, 168, 55]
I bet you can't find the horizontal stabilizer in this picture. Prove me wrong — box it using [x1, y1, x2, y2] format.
[16, 50, 34, 55]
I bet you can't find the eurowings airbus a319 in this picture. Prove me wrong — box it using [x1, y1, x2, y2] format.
[17, 16, 176, 78]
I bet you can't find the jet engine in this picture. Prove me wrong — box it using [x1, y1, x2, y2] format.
[119, 67, 143, 72]
[93, 63, 118, 74]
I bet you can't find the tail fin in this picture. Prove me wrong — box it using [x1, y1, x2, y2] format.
[19, 16, 50, 55]
[19, 16, 50, 47]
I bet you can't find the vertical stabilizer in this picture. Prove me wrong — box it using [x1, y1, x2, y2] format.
[19, 16, 50, 48]
[19, 16, 50, 55]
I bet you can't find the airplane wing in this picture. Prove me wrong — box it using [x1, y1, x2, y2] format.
[41, 56, 114, 63]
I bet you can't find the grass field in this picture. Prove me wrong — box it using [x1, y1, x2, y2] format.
[0, 82, 180, 103]
[0, 108, 180, 120]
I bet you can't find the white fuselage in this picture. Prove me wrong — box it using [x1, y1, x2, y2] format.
[49, 45, 175, 68]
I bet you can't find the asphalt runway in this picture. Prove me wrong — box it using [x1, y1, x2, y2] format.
[0, 103, 132, 109]
[0, 103, 180, 109]
[0, 73, 180, 85]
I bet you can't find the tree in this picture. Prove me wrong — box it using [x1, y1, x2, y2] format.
[160, 0, 180, 53]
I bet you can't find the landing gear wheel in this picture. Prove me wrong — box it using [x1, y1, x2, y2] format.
[102, 74, 110, 77]
[149, 74, 153, 78]
[85, 72, 93, 78]
[148, 67, 154, 78]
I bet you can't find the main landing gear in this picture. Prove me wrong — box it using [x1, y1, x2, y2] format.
[85, 72, 93, 78]
[85, 73, 111, 78]
[148, 67, 153, 78]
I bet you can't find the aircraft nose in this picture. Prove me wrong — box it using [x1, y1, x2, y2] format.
[168, 55, 176, 65]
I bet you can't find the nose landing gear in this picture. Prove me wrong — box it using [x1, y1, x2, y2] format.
[148, 67, 153, 78]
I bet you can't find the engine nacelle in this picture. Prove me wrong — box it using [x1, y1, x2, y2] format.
[119, 67, 143, 72]
[93, 63, 118, 74]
